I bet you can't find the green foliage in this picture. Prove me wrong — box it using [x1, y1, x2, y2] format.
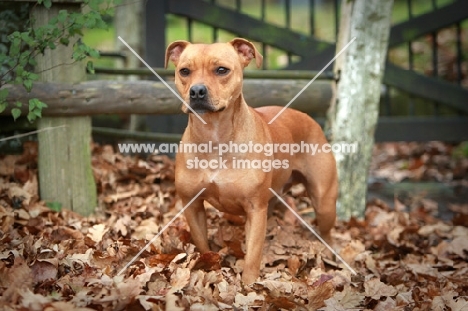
[28, 98, 48, 122]
[46, 201, 62, 212]
[0, 0, 121, 122]
[453, 142, 468, 159]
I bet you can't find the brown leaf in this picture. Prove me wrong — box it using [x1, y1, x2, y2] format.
[323, 297, 347, 311]
[311, 274, 334, 287]
[148, 253, 178, 267]
[448, 236, 468, 259]
[31, 261, 57, 283]
[339, 240, 365, 264]
[7, 185, 32, 207]
[287, 255, 301, 276]
[308, 278, 335, 310]
[267, 296, 297, 310]
[449, 297, 468, 311]
[170, 267, 191, 290]
[364, 278, 397, 300]
[86, 224, 109, 243]
[406, 263, 440, 278]
[330, 285, 364, 309]
[234, 292, 265, 309]
[374, 297, 397, 311]
[1, 258, 33, 304]
[453, 213, 468, 226]
[20, 289, 52, 311]
[193, 252, 221, 271]
[254, 280, 293, 296]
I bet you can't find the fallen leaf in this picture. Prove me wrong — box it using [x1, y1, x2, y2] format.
[233, 292, 265, 309]
[364, 278, 397, 300]
[87, 224, 109, 243]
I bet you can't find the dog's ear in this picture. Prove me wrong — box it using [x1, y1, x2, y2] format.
[165, 40, 190, 68]
[229, 38, 263, 68]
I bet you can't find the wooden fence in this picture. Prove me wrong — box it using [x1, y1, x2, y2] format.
[126, 0, 468, 142]
[3, 0, 468, 142]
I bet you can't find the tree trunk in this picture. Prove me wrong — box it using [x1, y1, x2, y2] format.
[326, 0, 394, 219]
[33, 3, 97, 215]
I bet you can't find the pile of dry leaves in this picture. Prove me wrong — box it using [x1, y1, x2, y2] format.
[0, 141, 467, 310]
[371, 141, 468, 183]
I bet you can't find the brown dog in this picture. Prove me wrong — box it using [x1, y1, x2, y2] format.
[165, 38, 337, 284]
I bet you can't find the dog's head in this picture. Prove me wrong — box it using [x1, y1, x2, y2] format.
[165, 38, 263, 114]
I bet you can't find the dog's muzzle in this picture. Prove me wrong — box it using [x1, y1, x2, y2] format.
[188, 84, 218, 113]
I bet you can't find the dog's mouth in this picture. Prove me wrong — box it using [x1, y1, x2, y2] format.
[188, 100, 225, 114]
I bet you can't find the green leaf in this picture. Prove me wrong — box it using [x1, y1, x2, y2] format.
[27, 111, 36, 123]
[59, 37, 70, 46]
[29, 73, 39, 81]
[29, 98, 38, 111]
[57, 10, 68, 23]
[20, 32, 33, 45]
[46, 201, 62, 212]
[89, 0, 103, 11]
[28, 99, 47, 119]
[0, 89, 8, 101]
[28, 58, 37, 66]
[15, 66, 24, 77]
[19, 53, 29, 67]
[0, 101, 7, 114]
[43, 0, 52, 9]
[86, 61, 95, 74]
[37, 101, 48, 109]
[15, 101, 22, 108]
[88, 48, 100, 58]
[49, 16, 59, 25]
[33, 109, 42, 118]
[10, 37, 21, 57]
[84, 16, 96, 28]
[8, 31, 20, 40]
[11, 108, 21, 121]
[23, 79, 33, 92]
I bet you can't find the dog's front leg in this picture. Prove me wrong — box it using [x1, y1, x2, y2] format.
[243, 207, 268, 284]
[184, 199, 210, 253]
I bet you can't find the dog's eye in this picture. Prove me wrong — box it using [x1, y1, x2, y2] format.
[216, 67, 230, 75]
[179, 68, 190, 77]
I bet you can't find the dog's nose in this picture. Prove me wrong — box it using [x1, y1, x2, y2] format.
[190, 84, 207, 100]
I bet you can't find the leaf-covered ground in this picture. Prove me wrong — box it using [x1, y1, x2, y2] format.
[0, 141, 467, 310]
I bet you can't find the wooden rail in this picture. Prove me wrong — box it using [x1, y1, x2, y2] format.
[93, 67, 336, 80]
[3, 79, 333, 116]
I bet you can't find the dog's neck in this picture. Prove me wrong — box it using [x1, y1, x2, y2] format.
[185, 94, 256, 143]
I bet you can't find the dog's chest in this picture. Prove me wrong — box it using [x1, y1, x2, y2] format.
[202, 168, 259, 192]
[200, 169, 264, 214]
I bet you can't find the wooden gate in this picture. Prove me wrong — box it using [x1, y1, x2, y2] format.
[142, 0, 468, 142]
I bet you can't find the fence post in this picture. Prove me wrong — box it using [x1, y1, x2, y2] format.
[115, 0, 145, 131]
[32, 2, 97, 215]
[326, 0, 394, 219]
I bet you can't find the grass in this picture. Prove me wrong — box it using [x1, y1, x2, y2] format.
[82, 27, 116, 68]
